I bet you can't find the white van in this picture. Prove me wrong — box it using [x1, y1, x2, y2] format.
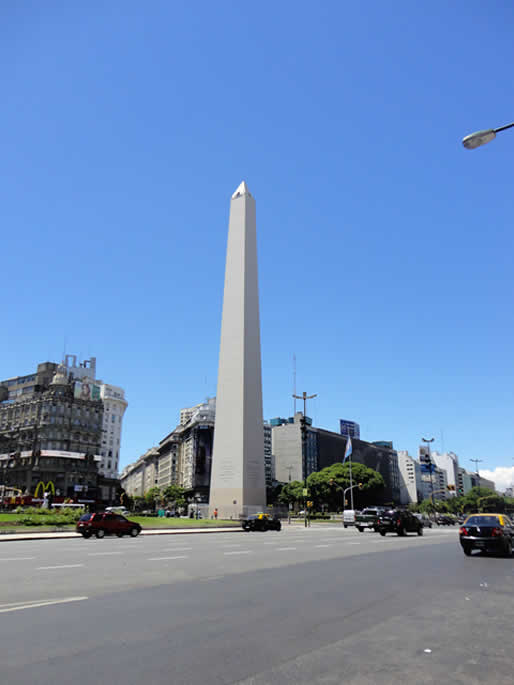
[342, 510, 358, 528]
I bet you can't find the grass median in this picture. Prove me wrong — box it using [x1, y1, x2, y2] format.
[0, 512, 241, 534]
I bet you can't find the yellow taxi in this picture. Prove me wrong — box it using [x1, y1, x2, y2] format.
[459, 513, 513, 557]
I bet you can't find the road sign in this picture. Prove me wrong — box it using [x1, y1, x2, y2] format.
[302, 488, 308, 496]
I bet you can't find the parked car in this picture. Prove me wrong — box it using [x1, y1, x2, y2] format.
[76, 512, 142, 539]
[355, 508, 383, 532]
[241, 513, 281, 532]
[459, 513, 513, 557]
[377, 509, 423, 536]
[414, 513, 432, 528]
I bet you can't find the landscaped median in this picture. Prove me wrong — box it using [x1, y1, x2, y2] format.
[0, 511, 241, 536]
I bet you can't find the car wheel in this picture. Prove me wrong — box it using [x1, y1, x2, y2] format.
[417, 527, 423, 536]
[82, 531, 91, 539]
[379, 530, 386, 537]
[357, 527, 364, 533]
[463, 546, 472, 556]
[275, 522, 282, 531]
[503, 539, 512, 557]
[95, 529, 105, 539]
[397, 527, 405, 537]
[343, 524, 348, 529]
[130, 527, 140, 537]
[116, 532, 124, 538]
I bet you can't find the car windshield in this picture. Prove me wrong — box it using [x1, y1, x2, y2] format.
[465, 516, 501, 526]
[78, 514, 91, 521]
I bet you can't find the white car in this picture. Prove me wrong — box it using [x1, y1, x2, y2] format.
[342, 509, 360, 528]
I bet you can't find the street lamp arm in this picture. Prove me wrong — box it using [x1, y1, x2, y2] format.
[493, 122, 514, 133]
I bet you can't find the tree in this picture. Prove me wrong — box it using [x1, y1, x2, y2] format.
[132, 495, 145, 512]
[144, 486, 162, 509]
[461, 486, 496, 512]
[477, 494, 505, 513]
[278, 481, 304, 508]
[162, 485, 186, 509]
[306, 463, 385, 511]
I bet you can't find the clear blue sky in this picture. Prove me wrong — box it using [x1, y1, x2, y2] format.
[2, 2, 513, 488]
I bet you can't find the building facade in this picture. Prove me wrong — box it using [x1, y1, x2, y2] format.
[121, 396, 272, 504]
[397, 450, 421, 504]
[271, 414, 401, 504]
[431, 451, 459, 493]
[0, 363, 103, 499]
[62, 356, 127, 479]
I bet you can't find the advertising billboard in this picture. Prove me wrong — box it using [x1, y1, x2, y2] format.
[339, 420, 360, 439]
[74, 380, 101, 401]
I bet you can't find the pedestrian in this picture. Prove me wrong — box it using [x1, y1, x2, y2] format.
[214, 508, 218, 520]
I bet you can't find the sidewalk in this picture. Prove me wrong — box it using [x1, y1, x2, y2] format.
[0, 527, 244, 542]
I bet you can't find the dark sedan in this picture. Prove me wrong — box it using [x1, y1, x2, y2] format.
[377, 509, 423, 536]
[459, 514, 513, 557]
[242, 513, 282, 532]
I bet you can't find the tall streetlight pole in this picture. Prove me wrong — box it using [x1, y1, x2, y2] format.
[422, 437, 435, 509]
[462, 121, 514, 150]
[293, 391, 317, 528]
[470, 458, 483, 491]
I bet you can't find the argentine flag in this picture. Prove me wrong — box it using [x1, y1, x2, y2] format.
[343, 436, 352, 463]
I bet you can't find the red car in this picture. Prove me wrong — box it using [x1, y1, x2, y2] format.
[76, 512, 142, 539]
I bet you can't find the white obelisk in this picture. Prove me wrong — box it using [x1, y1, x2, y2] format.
[209, 181, 266, 519]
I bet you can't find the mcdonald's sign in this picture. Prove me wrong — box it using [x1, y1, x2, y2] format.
[34, 481, 55, 498]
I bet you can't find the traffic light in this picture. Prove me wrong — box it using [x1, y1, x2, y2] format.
[358, 483, 363, 490]
[458, 487, 464, 495]
[307, 501, 314, 508]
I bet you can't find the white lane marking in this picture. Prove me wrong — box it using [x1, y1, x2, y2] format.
[36, 564, 85, 570]
[348, 542, 361, 545]
[87, 552, 123, 557]
[148, 555, 188, 561]
[162, 547, 192, 552]
[276, 547, 297, 552]
[0, 557, 36, 562]
[314, 544, 333, 548]
[262, 541, 281, 545]
[0, 596, 88, 614]
[224, 550, 252, 556]
[222, 544, 242, 548]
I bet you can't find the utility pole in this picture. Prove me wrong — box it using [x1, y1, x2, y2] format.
[422, 437, 435, 510]
[293, 391, 317, 528]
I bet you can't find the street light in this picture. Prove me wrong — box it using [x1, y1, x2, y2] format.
[462, 121, 514, 150]
[293, 391, 317, 528]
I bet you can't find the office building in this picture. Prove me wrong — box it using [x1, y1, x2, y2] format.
[272, 414, 401, 504]
[397, 450, 422, 504]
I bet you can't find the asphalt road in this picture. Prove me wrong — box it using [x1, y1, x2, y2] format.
[0, 524, 512, 684]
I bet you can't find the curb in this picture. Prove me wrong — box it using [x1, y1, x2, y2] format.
[0, 527, 244, 542]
